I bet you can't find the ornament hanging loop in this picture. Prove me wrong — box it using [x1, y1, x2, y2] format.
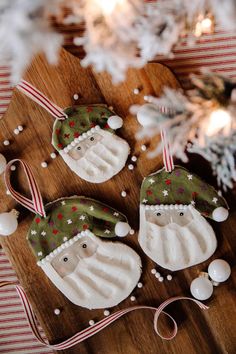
[161, 128, 174, 172]
[16, 80, 67, 120]
[4, 159, 46, 218]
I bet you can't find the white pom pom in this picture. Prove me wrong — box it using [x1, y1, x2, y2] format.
[115, 222, 131, 237]
[107, 116, 123, 129]
[136, 104, 158, 127]
[212, 207, 229, 222]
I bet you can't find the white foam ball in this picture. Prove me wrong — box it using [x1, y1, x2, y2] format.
[208, 259, 231, 283]
[104, 310, 110, 316]
[54, 308, 60, 315]
[0, 153, 6, 174]
[3, 140, 10, 146]
[190, 277, 213, 300]
[41, 161, 48, 168]
[137, 104, 158, 127]
[115, 222, 131, 237]
[212, 207, 229, 222]
[107, 116, 123, 130]
[0, 211, 18, 236]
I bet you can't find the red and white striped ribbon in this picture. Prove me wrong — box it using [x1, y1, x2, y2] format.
[4, 159, 46, 218]
[16, 80, 67, 120]
[161, 129, 174, 172]
[0, 282, 208, 349]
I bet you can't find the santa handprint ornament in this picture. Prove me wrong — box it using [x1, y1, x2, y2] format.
[16, 81, 130, 183]
[138, 130, 229, 271]
[52, 105, 130, 183]
[4, 160, 141, 309]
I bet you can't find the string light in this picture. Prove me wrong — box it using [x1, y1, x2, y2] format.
[206, 109, 232, 136]
[195, 15, 213, 37]
[94, 0, 125, 15]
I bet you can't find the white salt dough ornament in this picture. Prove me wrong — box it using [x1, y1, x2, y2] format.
[138, 130, 229, 271]
[4, 159, 141, 309]
[16, 81, 129, 183]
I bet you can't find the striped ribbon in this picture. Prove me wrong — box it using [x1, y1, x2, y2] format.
[4, 159, 46, 218]
[161, 129, 174, 172]
[16, 80, 67, 120]
[0, 282, 208, 350]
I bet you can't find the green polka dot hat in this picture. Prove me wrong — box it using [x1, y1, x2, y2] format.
[140, 166, 229, 222]
[52, 104, 124, 152]
[28, 196, 131, 265]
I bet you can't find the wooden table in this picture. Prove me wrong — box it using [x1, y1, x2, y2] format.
[0, 49, 236, 354]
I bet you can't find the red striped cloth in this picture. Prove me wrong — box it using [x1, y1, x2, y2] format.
[0, 249, 53, 354]
[158, 27, 236, 88]
[0, 64, 13, 119]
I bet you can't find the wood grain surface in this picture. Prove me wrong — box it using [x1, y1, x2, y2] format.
[0, 49, 236, 354]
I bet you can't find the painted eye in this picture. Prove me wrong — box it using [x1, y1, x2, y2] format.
[63, 257, 68, 262]
[180, 212, 184, 216]
[82, 243, 87, 249]
[77, 146, 81, 150]
[157, 212, 161, 216]
[90, 137, 94, 141]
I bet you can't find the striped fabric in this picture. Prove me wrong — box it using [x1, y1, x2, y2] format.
[0, 64, 13, 119]
[0, 249, 53, 354]
[158, 27, 236, 88]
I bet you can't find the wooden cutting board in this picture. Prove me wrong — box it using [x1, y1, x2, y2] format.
[0, 48, 236, 354]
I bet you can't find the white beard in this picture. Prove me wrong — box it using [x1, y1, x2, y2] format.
[40, 237, 141, 309]
[60, 130, 130, 183]
[138, 205, 217, 271]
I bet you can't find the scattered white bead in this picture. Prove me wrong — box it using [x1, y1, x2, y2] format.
[3, 140, 10, 146]
[50, 152, 57, 159]
[73, 93, 79, 100]
[130, 296, 136, 301]
[158, 276, 164, 282]
[54, 308, 60, 315]
[155, 272, 161, 278]
[131, 156, 137, 162]
[151, 268, 157, 274]
[104, 310, 110, 316]
[137, 282, 143, 288]
[141, 144, 147, 151]
[10, 165, 16, 171]
[121, 190, 127, 198]
[89, 320, 95, 326]
[167, 275, 172, 281]
[13, 128, 19, 135]
[133, 88, 140, 95]
[41, 162, 48, 168]
[128, 164, 134, 170]
[6, 190, 11, 195]
[18, 125, 23, 131]
[129, 229, 135, 235]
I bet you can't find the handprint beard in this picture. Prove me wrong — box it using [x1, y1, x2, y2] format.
[139, 205, 217, 271]
[40, 233, 141, 309]
[60, 130, 130, 183]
